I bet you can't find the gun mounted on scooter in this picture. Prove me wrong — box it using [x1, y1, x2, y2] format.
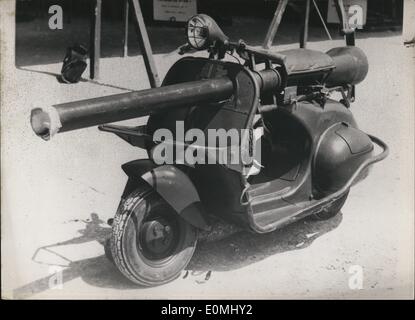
[28, 10, 390, 288]
[30, 14, 368, 141]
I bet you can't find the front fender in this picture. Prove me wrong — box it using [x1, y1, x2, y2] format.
[121, 159, 210, 231]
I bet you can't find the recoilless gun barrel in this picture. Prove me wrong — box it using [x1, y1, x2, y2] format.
[31, 77, 237, 141]
[30, 46, 368, 141]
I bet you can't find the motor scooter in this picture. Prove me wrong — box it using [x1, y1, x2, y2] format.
[30, 11, 388, 286]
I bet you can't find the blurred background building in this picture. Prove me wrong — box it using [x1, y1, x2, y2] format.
[16, 0, 404, 28]
[14, 0, 409, 69]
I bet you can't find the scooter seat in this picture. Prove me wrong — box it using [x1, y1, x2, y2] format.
[277, 48, 335, 75]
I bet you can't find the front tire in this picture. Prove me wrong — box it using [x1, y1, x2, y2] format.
[110, 183, 197, 286]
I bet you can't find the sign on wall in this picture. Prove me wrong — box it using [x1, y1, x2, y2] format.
[327, 0, 367, 29]
[153, 0, 197, 22]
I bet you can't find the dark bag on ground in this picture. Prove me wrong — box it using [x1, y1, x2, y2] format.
[60, 45, 88, 83]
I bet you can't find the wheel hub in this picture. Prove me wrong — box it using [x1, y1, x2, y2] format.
[139, 218, 178, 260]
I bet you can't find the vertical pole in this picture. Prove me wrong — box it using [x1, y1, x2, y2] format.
[300, 0, 311, 48]
[334, 0, 348, 31]
[312, 0, 332, 40]
[334, 0, 355, 46]
[262, 0, 289, 49]
[1, 0, 16, 72]
[90, 0, 102, 79]
[122, 0, 129, 57]
[129, 0, 160, 88]
[403, 0, 415, 45]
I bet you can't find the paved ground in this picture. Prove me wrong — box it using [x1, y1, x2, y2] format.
[1, 8, 414, 299]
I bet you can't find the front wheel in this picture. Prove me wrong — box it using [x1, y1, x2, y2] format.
[110, 184, 198, 286]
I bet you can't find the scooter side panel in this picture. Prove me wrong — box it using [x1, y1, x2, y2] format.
[247, 99, 361, 232]
[313, 123, 374, 196]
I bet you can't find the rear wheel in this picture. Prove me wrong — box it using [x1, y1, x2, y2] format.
[110, 184, 197, 286]
[312, 191, 349, 220]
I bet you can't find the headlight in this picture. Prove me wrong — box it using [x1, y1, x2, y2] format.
[186, 15, 210, 50]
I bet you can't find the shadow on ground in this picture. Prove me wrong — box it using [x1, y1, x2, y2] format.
[13, 211, 342, 298]
[188, 213, 342, 272]
[16, 66, 137, 92]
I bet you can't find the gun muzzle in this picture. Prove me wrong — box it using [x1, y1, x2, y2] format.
[31, 78, 234, 140]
